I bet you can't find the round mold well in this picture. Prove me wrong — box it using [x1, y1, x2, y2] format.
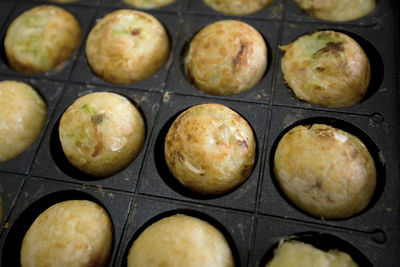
[180, 21, 271, 96]
[154, 105, 259, 199]
[260, 231, 373, 266]
[202, 0, 275, 15]
[0, 80, 48, 162]
[1, 190, 115, 267]
[121, 209, 240, 267]
[269, 116, 386, 220]
[293, 0, 382, 23]
[281, 29, 384, 108]
[50, 93, 147, 180]
[121, 0, 178, 10]
[0, 7, 82, 75]
[84, 12, 172, 84]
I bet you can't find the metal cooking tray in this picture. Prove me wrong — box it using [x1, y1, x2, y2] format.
[0, 0, 398, 266]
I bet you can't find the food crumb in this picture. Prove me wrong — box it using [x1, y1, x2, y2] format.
[163, 91, 170, 102]
[97, 185, 105, 197]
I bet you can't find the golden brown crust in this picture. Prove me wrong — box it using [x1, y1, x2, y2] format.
[4, 5, 82, 74]
[20, 200, 113, 267]
[184, 20, 267, 96]
[165, 104, 256, 195]
[127, 214, 234, 267]
[280, 31, 370, 108]
[266, 240, 358, 267]
[294, 0, 376, 21]
[59, 92, 145, 177]
[86, 10, 170, 84]
[0, 81, 47, 162]
[273, 124, 376, 219]
[204, 0, 275, 15]
[123, 0, 176, 9]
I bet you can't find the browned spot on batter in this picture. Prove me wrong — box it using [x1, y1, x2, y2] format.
[314, 85, 324, 91]
[91, 117, 104, 157]
[327, 42, 344, 52]
[327, 195, 335, 204]
[172, 118, 182, 130]
[314, 180, 322, 190]
[238, 140, 248, 148]
[88, 252, 102, 267]
[177, 151, 185, 161]
[137, 13, 152, 22]
[317, 31, 333, 38]
[314, 128, 334, 140]
[316, 66, 325, 72]
[169, 160, 175, 168]
[312, 42, 344, 61]
[131, 28, 141, 36]
[92, 114, 105, 125]
[166, 139, 172, 147]
[320, 42, 344, 53]
[232, 42, 246, 70]
[241, 164, 252, 176]
[351, 149, 359, 159]
[202, 42, 210, 49]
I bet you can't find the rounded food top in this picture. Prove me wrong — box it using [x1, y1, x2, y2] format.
[204, 0, 275, 15]
[0, 81, 47, 162]
[59, 92, 145, 178]
[184, 20, 267, 96]
[127, 214, 234, 267]
[4, 5, 82, 74]
[273, 124, 376, 219]
[280, 30, 370, 108]
[86, 9, 170, 84]
[294, 0, 376, 22]
[165, 103, 256, 195]
[266, 240, 357, 267]
[20, 200, 113, 267]
[123, 0, 176, 9]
